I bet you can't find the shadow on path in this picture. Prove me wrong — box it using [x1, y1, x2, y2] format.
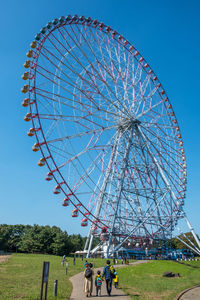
[69, 260, 149, 300]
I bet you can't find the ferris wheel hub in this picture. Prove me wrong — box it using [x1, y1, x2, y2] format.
[117, 117, 141, 132]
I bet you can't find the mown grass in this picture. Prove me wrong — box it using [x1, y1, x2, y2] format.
[0, 253, 111, 299]
[1, 254, 200, 300]
[117, 260, 200, 300]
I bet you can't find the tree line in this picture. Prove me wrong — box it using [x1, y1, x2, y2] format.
[0, 224, 198, 256]
[0, 224, 89, 256]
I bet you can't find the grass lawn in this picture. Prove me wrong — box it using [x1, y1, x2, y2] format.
[0, 253, 113, 299]
[1, 254, 200, 300]
[117, 260, 200, 300]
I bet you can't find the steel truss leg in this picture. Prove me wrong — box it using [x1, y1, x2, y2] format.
[184, 214, 200, 250]
[106, 126, 134, 257]
[85, 131, 121, 257]
[176, 236, 200, 256]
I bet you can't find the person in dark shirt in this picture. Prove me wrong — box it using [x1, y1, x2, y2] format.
[102, 260, 113, 296]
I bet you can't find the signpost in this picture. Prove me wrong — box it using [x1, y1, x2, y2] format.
[40, 261, 50, 300]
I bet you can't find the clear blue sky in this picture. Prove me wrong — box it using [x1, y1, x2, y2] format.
[0, 0, 200, 237]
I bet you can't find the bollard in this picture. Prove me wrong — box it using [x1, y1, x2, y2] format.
[53, 280, 58, 297]
[65, 267, 67, 275]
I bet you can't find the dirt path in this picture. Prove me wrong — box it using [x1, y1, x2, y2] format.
[0, 255, 11, 263]
[69, 260, 149, 300]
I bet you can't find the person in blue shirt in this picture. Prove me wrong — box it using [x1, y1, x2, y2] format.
[84, 260, 89, 268]
[102, 260, 113, 296]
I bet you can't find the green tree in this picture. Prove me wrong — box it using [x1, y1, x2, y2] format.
[0, 224, 12, 251]
[0, 223, 89, 255]
[171, 232, 199, 252]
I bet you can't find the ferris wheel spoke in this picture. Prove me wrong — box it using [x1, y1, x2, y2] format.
[35, 85, 120, 120]
[66, 23, 129, 116]
[105, 35, 123, 102]
[36, 61, 99, 107]
[37, 112, 109, 131]
[62, 24, 105, 84]
[41, 53, 104, 117]
[85, 25, 134, 116]
[141, 123, 181, 154]
[49, 129, 114, 176]
[141, 134, 182, 179]
[130, 128, 179, 213]
[134, 74, 153, 116]
[138, 137, 181, 195]
[137, 98, 164, 119]
[69, 129, 119, 198]
[39, 49, 103, 112]
[85, 151, 107, 213]
[136, 126, 182, 204]
[48, 28, 100, 89]
[98, 30, 131, 109]
[43, 125, 116, 145]
[92, 31, 131, 116]
[34, 91, 61, 119]
[35, 89, 89, 114]
[135, 129, 182, 175]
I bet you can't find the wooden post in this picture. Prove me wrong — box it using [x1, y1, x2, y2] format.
[40, 262, 50, 300]
[53, 280, 58, 297]
[44, 281, 48, 300]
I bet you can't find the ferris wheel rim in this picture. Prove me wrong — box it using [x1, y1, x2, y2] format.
[22, 14, 187, 233]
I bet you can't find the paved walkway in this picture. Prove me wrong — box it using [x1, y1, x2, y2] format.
[175, 286, 200, 300]
[70, 260, 149, 300]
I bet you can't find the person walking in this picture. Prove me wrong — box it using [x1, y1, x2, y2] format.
[73, 257, 76, 266]
[84, 263, 94, 297]
[65, 260, 69, 274]
[113, 271, 119, 288]
[95, 270, 103, 296]
[84, 260, 89, 268]
[61, 256, 65, 267]
[102, 260, 113, 296]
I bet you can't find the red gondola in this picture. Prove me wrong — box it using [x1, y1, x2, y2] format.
[81, 218, 88, 227]
[45, 172, 53, 181]
[53, 185, 61, 194]
[72, 208, 79, 217]
[62, 198, 70, 206]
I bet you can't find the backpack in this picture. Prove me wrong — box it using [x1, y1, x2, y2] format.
[85, 267, 92, 278]
[96, 276, 102, 286]
[109, 266, 116, 278]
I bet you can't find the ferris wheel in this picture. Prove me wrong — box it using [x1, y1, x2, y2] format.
[22, 14, 200, 257]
